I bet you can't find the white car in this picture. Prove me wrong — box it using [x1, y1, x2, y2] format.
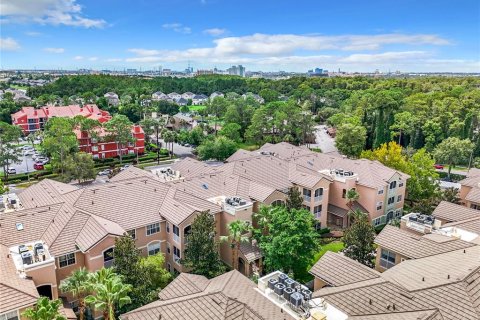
[35, 158, 49, 165]
[7, 168, 16, 175]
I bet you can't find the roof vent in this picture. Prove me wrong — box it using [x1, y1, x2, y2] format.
[202, 183, 209, 190]
[16, 222, 24, 231]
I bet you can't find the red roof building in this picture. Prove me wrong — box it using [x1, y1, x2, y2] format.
[11, 105, 111, 134]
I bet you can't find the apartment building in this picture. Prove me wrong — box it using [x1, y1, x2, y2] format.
[11, 105, 111, 134]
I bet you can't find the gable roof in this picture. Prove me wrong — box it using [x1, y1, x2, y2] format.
[432, 201, 480, 222]
[309, 251, 380, 286]
[374, 225, 475, 259]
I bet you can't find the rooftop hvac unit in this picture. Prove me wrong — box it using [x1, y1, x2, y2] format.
[290, 292, 304, 308]
[274, 283, 286, 296]
[302, 289, 312, 301]
[33, 243, 44, 256]
[283, 287, 294, 301]
[9, 198, 16, 205]
[18, 245, 28, 254]
[268, 278, 278, 290]
[239, 200, 247, 205]
[21, 251, 33, 265]
[278, 273, 289, 284]
[285, 278, 295, 288]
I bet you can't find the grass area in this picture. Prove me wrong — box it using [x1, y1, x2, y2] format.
[10, 84, 29, 90]
[188, 105, 207, 112]
[236, 142, 260, 151]
[309, 241, 345, 268]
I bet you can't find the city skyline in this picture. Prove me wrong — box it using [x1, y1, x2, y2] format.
[0, 0, 479, 72]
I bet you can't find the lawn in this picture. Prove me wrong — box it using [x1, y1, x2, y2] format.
[188, 105, 207, 112]
[310, 241, 345, 267]
[236, 142, 260, 151]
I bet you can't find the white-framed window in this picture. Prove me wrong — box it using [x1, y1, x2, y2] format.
[127, 229, 136, 239]
[91, 138, 98, 143]
[146, 222, 160, 236]
[173, 225, 180, 243]
[376, 201, 383, 210]
[389, 181, 397, 189]
[397, 195, 402, 202]
[380, 249, 396, 269]
[398, 182, 404, 188]
[0, 311, 19, 320]
[166, 222, 170, 233]
[303, 188, 311, 202]
[313, 205, 322, 219]
[128, 150, 134, 154]
[395, 210, 402, 218]
[93, 154, 99, 159]
[372, 217, 382, 226]
[378, 188, 384, 195]
[147, 242, 161, 256]
[314, 188, 323, 201]
[59, 252, 76, 268]
[387, 196, 395, 205]
[173, 246, 181, 264]
[92, 146, 98, 152]
[101, 144, 105, 150]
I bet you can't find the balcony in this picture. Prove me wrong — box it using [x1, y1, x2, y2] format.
[303, 196, 311, 202]
[173, 234, 180, 243]
[173, 254, 181, 264]
[314, 196, 323, 202]
[104, 259, 115, 268]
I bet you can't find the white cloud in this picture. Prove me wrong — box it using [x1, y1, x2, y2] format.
[73, 55, 83, 60]
[162, 23, 191, 34]
[128, 48, 161, 56]
[0, 37, 20, 51]
[203, 28, 227, 37]
[88, 56, 98, 61]
[0, 0, 106, 28]
[44, 47, 64, 53]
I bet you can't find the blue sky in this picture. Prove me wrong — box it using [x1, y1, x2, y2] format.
[1, 0, 479, 72]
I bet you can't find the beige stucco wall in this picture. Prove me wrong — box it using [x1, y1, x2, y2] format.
[25, 261, 58, 299]
[374, 246, 408, 272]
[459, 185, 472, 205]
[55, 251, 85, 286]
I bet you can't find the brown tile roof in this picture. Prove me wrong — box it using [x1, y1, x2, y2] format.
[309, 251, 380, 286]
[75, 214, 125, 252]
[466, 188, 480, 204]
[171, 157, 224, 178]
[122, 270, 294, 320]
[374, 225, 475, 259]
[239, 241, 263, 263]
[459, 175, 480, 188]
[443, 216, 480, 235]
[0, 244, 39, 313]
[109, 165, 156, 182]
[226, 149, 255, 162]
[328, 204, 348, 218]
[432, 201, 480, 222]
[348, 310, 443, 320]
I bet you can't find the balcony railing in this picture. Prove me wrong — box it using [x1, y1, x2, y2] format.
[173, 254, 181, 264]
[314, 196, 323, 202]
[304, 196, 311, 202]
[104, 259, 114, 268]
[173, 234, 180, 243]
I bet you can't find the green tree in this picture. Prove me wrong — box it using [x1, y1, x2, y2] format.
[442, 187, 460, 204]
[335, 123, 367, 158]
[85, 268, 132, 320]
[406, 149, 440, 201]
[255, 206, 318, 280]
[162, 130, 177, 158]
[343, 210, 376, 268]
[182, 211, 226, 278]
[197, 136, 237, 161]
[220, 220, 251, 271]
[59, 267, 90, 320]
[219, 123, 242, 142]
[361, 141, 409, 173]
[0, 122, 22, 179]
[64, 152, 96, 183]
[42, 117, 78, 174]
[22, 297, 66, 320]
[139, 253, 172, 290]
[286, 187, 303, 211]
[434, 137, 474, 179]
[206, 97, 228, 135]
[180, 105, 190, 114]
[104, 114, 134, 164]
[390, 111, 415, 145]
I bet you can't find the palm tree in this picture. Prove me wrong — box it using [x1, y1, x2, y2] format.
[85, 268, 132, 320]
[345, 188, 360, 227]
[59, 267, 90, 320]
[22, 297, 66, 320]
[254, 205, 271, 235]
[220, 220, 251, 270]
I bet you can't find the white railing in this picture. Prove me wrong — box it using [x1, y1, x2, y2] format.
[173, 234, 180, 243]
[304, 196, 311, 202]
[314, 196, 323, 202]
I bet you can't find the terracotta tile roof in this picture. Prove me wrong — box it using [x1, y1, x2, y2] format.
[0, 244, 39, 313]
[123, 270, 294, 320]
[309, 251, 380, 286]
[374, 225, 475, 259]
[432, 201, 480, 222]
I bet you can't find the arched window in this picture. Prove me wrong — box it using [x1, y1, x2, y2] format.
[271, 200, 285, 207]
[147, 242, 161, 256]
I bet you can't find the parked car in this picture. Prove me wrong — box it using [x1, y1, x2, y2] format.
[120, 164, 130, 171]
[98, 169, 112, 176]
[7, 168, 16, 175]
[434, 164, 444, 169]
[33, 163, 45, 170]
[35, 157, 49, 165]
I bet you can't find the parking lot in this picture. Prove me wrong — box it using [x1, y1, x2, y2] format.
[2, 145, 47, 175]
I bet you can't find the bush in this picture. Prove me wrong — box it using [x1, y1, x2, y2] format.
[317, 227, 330, 235]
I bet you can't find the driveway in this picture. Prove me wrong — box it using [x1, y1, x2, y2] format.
[309, 125, 340, 155]
[150, 135, 194, 158]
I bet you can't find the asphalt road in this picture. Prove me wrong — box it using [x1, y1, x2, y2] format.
[309, 125, 340, 155]
[150, 136, 194, 157]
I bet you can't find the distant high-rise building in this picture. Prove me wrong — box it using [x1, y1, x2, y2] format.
[227, 65, 246, 77]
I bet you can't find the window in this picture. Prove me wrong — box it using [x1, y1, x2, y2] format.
[387, 196, 395, 205]
[377, 188, 384, 195]
[380, 249, 396, 269]
[167, 263, 171, 272]
[184, 225, 192, 244]
[93, 154, 99, 159]
[59, 253, 76, 268]
[389, 181, 397, 189]
[303, 205, 311, 212]
[0, 311, 19, 320]
[271, 200, 285, 207]
[173, 246, 181, 263]
[471, 204, 480, 211]
[103, 248, 114, 262]
[303, 188, 311, 201]
[166, 222, 170, 233]
[173, 225, 180, 243]
[372, 217, 382, 226]
[101, 144, 105, 150]
[91, 138, 98, 143]
[395, 210, 402, 218]
[313, 205, 322, 219]
[147, 242, 161, 256]
[167, 242, 171, 254]
[398, 182, 404, 188]
[92, 146, 98, 152]
[342, 189, 346, 198]
[376, 201, 383, 210]
[314, 188, 323, 201]
[127, 229, 136, 239]
[397, 195, 402, 202]
[146, 223, 160, 236]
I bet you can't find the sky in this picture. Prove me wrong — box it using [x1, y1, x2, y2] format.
[0, 0, 479, 72]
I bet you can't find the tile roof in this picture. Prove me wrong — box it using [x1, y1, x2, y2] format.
[239, 241, 263, 263]
[347, 310, 443, 320]
[466, 188, 480, 204]
[122, 270, 294, 320]
[432, 201, 480, 222]
[443, 216, 480, 235]
[309, 251, 380, 286]
[328, 204, 348, 218]
[0, 244, 39, 314]
[374, 225, 475, 259]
